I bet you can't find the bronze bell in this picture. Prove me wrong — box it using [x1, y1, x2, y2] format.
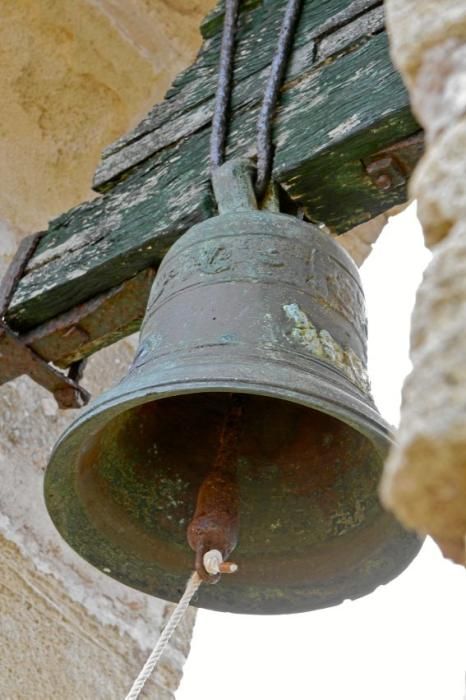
[45, 159, 421, 614]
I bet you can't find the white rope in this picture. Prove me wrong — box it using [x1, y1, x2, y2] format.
[124, 550, 238, 700]
[124, 571, 202, 700]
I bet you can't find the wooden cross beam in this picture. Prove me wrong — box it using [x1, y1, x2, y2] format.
[3, 0, 422, 379]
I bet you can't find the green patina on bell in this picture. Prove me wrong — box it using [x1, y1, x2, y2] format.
[44, 160, 421, 614]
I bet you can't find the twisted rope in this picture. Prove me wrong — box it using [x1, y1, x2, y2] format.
[124, 572, 202, 700]
[125, 551, 237, 699]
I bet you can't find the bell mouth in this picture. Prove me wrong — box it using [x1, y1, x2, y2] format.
[45, 388, 421, 614]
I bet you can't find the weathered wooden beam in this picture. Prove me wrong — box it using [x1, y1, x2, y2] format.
[22, 268, 155, 367]
[95, 0, 386, 189]
[6, 0, 421, 355]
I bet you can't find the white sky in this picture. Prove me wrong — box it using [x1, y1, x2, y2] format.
[177, 205, 466, 700]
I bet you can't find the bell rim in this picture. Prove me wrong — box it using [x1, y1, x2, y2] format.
[45, 363, 422, 615]
[52, 378, 392, 459]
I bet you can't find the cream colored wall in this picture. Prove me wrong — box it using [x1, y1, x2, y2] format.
[381, 1, 466, 565]
[0, 1, 214, 697]
[0, 0, 212, 232]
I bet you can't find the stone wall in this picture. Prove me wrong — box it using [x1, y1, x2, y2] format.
[0, 1, 214, 697]
[381, 1, 466, 564]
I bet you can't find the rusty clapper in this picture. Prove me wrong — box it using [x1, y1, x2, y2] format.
[44, 159, 421, 614]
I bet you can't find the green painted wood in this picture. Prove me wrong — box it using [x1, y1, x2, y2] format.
[6, 0, 421, 343]
[98, 0, 382, 184]
[22, 269, 155, 367]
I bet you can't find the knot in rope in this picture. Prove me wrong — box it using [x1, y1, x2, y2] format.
[125, 549, 237, 700]
[203, 549, 238, 575]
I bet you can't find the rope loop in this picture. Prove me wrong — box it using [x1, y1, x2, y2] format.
[210, 0, 240, 172]
[255, 0, 303, 200]
[209, 0, 303, 200]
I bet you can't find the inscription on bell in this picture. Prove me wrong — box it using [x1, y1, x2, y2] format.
[199, 242, 232, 274]
[149, 233, 365, 335]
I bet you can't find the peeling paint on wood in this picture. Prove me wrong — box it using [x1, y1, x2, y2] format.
[22, 269, 155, 367]
[95, 0, 384, 189]
[317, 5, 384, 61]
[5, 0, 421, 355]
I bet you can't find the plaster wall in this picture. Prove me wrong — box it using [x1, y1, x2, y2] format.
[0, 0, 212, 233]
[0, 1, 214, 697]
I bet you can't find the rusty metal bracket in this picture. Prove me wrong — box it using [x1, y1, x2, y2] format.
[363, 132, 425, 191]
[0, 233, 90, 409]
[22, 267, 155, 369]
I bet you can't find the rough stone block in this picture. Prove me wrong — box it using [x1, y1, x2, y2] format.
[412, 118, 466, 247]
[386, 0, 466, 86]
[381, 221, 466, 563]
